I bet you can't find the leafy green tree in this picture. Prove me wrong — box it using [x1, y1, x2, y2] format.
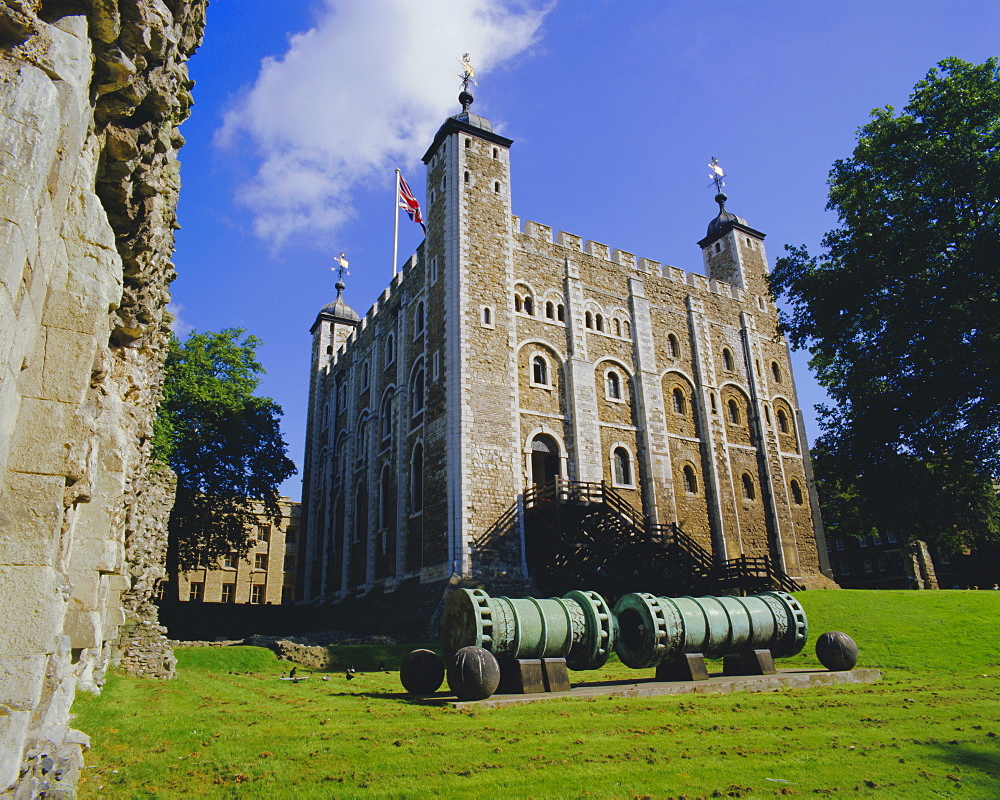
[153, 329, 297, 575]
[770, 58, 1000, 551]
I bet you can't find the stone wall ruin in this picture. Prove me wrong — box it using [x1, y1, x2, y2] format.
[0, 0, 206, 793]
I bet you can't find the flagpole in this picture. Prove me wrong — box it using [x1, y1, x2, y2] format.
[392, 168, 400, 279]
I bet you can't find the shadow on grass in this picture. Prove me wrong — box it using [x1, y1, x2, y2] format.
[924, 740, 1000, 775]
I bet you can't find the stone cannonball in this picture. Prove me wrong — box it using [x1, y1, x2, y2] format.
[399, 649, 445, 695]
[815, 631, 859, 671]
[447, 646, 501, 701]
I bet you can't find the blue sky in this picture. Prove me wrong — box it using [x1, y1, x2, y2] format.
[171, 1, 1000, 500]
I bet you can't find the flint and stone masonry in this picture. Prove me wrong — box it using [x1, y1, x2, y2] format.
[0, 1, 205, 793]
[300, 94, 836, 623]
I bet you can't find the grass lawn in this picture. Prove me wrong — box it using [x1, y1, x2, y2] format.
[74, 590, 1000, 798]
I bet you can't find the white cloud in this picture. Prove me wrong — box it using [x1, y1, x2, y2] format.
[166, 301, 193, 337]
[217, 0, 552, 248]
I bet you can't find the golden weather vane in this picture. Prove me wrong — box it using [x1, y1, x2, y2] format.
[708, 157, 726, 193]
[457, 53, 477, 91]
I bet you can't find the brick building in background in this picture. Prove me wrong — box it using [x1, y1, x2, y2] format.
[299, 89, 835, 625]
[176, 498, 300, 605]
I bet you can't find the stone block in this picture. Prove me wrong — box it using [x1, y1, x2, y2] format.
[0, 655, 46, 711]
[0, 472, 63, 565]
[63, 608, 102, 650]
[41, 290, 104, 335]
[40, 326, 96, 404]
[0, 565, 67, 656]
[6, 397, 74, 476]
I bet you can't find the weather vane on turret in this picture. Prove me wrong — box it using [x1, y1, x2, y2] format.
[457, 53, 477, 91]
[332, 252, 349, 288]
[708, 157, 726, 194]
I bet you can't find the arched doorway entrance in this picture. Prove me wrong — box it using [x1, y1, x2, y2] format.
[530, 434, 561, 487]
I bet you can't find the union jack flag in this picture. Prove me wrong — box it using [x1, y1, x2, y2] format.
[398, 173, 426, 233]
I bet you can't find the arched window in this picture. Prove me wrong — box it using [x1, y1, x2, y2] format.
[727, 399, 741, 424]
[585, 311, 593, 329]
[361, 362, 370, 391]
[523, 296, 534, 315]
[668, 333, 679, 358]
[557, 304, 565, 322]
[411, 368, 425, 417]
[722, 348, 735, 371]
[532, 355, 548, 386]
[464, 170, 470, 183]
[492, 148, 499, 159]
[465, 138, 471, 149]
[777, 408, 789, 433]
[326, 345, 333, 355]
[683, 464, 698, 494]
[710, 393, 718, 413]
[483, 306, 492, 326]
[545, 301, 555, 319]
[379, 464, 393, 530]
[672, 387, 686, 415]
[359, 420, 370, 462]
[380, 395, 393, 440]
[385, 334, 395, 366]
[414, 302, 425, 335]
[494, 181, 500, 193]
[411, 443, 424, 512]
[353, 482, 368, 542]
[514, 295, 523, 313]
[771, 361, 782, 383]
[741, 473, 756, 500]
[614, 318, 622, 336]
[606, 370, 622, 400]
[790, 479, 804, 506]
[613, 447, 632, 486]
[596, 314, 605, 332]
[623, 320, 630, 338]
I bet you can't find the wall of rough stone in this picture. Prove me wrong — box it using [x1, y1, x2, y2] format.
[0, 0, 205, 793]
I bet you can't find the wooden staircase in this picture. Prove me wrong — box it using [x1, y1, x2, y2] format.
[522, 478, 803, 599]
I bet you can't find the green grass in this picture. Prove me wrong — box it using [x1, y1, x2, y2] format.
[74, 590, 1000, 798]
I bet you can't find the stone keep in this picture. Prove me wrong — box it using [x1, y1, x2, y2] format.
[299, 92, 836, 619]
[0, 1, 205, 793]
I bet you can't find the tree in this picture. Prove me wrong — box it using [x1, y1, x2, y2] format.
[153, 329, 297, 576]
[769, 58, 1000, 552]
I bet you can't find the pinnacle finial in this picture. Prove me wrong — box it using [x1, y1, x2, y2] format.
[457, 53, 477, 112]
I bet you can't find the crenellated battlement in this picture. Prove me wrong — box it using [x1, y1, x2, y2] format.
[513, 216, 743, 299]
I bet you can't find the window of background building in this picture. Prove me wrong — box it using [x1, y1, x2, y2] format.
[257, 526, 270, 542]
[864, 559, 874, 574]
[251, 585, 264, 604]
[221, 583, 235, 603]
[189, 582, 203, 602]
[284, 555, 296, 572]
[282, 585, 295, 603]
[254, 553, 268, 570]
[223, 552, 238, 569]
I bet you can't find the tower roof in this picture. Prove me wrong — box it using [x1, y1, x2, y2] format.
[313, 279, 359, 332]
[422, 89, 513, 163]
[698, 192, 765, 247]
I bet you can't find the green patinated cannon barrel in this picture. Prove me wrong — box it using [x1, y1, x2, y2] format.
[613, 591, 808, 669]
[441, 588, 617, 670]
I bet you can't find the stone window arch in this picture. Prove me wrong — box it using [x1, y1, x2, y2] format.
[727, 398, 741, 424]
[411, 442, 424, 513]
[790, 478, 804, 506]
[361, 361, 370, 391]
[596, 313, 605, 332]
[771, 361, 783, 383]
[667, 333, 680, 359]
[741, 473, 756, 501]
[524, 295, 534, 315]
[622, 319, 631, 338]
[531, 354, 549, 387]
[777, 407, 789, 434]
[606, 369, 622, 401]
[722, 347, 735, 372]
[414, 302, 425, 336]
[557, 304, 565, 322]
[611, 446, 635, 488]
[481, 306, 493, 328]
[585, 311, 593, 329]
[385, 333, 395, 366]
[672, 387, 687, 415]
[379, 463, 394, 531]
[545, 301, 555, 319]
[379, 392, 393, 441]
[683, 464, 698, 494]
[514, 294, 523, 313]
[410, 365, 425, 419]
[614, 318, 621, 336]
